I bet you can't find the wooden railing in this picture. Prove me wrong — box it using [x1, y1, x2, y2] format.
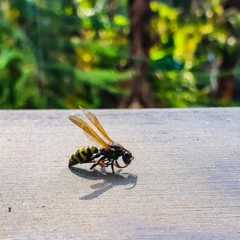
[1, 108, 240, 239]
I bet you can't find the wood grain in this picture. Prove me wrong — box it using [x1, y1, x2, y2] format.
[0, 108, 240, 239]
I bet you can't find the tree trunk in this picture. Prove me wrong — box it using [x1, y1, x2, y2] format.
[214, 0, 240, 101]
[119, 0, 152, 109]
[214, 53, 238, 101]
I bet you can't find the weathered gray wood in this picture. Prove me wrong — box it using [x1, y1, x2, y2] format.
[0, 108, 240, 239]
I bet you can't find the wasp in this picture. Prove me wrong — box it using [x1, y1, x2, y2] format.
[68, 106, 134, 173]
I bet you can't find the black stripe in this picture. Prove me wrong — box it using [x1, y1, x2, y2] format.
[93, 147, 99, 153]
[75, 150, 82, 159]
[87, 147, 92, 156]
[69, 157, 78, 166]
[75, 149, 85, 163]
[82, 148, 88, 157]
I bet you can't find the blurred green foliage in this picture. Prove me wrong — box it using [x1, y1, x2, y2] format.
[0, 0, 239, 109]
[150, 0, 240, 107]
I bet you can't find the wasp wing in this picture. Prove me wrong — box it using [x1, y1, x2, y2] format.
[79, 106, 114, 143]
[69, 115, 112, 150]
[83, 131, 105, 149]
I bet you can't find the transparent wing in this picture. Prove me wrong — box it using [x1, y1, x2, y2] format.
[69, 115, 112, 150]
[79, 106, 114, 143]
[83, 130, 105, 149]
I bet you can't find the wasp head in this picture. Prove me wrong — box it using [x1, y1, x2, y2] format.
[122, 151, 134, 165]
[109, 142, 134, 167]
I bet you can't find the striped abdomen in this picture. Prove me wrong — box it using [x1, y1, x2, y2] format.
[69, 146, 99, 167]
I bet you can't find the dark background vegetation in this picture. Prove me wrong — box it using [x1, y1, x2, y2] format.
[1, 0, 240, 109]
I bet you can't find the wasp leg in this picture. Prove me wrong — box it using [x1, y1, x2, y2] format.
[89, 153, 101, 160]
[90, 156, 106, 170]
[102, 159, 112, 167]
[111, 160, 115, 174]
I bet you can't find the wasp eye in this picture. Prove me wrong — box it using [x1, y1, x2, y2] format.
[122, 152, 132, 165]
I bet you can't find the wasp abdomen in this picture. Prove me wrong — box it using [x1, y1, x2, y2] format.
[69, 146, 99, 167]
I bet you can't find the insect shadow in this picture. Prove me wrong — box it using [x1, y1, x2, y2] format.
[69, 167, 138, 200]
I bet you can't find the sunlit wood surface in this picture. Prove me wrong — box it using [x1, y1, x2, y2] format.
[1, 108, 240, 239]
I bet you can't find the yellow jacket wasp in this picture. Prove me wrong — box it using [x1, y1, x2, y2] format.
[68, 107, 134, 173]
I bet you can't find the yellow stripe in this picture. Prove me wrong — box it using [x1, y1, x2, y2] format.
[79, 148, 86, 160]
[73, 152, 79, 161]
[84, 147, 89, 153]
[90, 147, 95, 154]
